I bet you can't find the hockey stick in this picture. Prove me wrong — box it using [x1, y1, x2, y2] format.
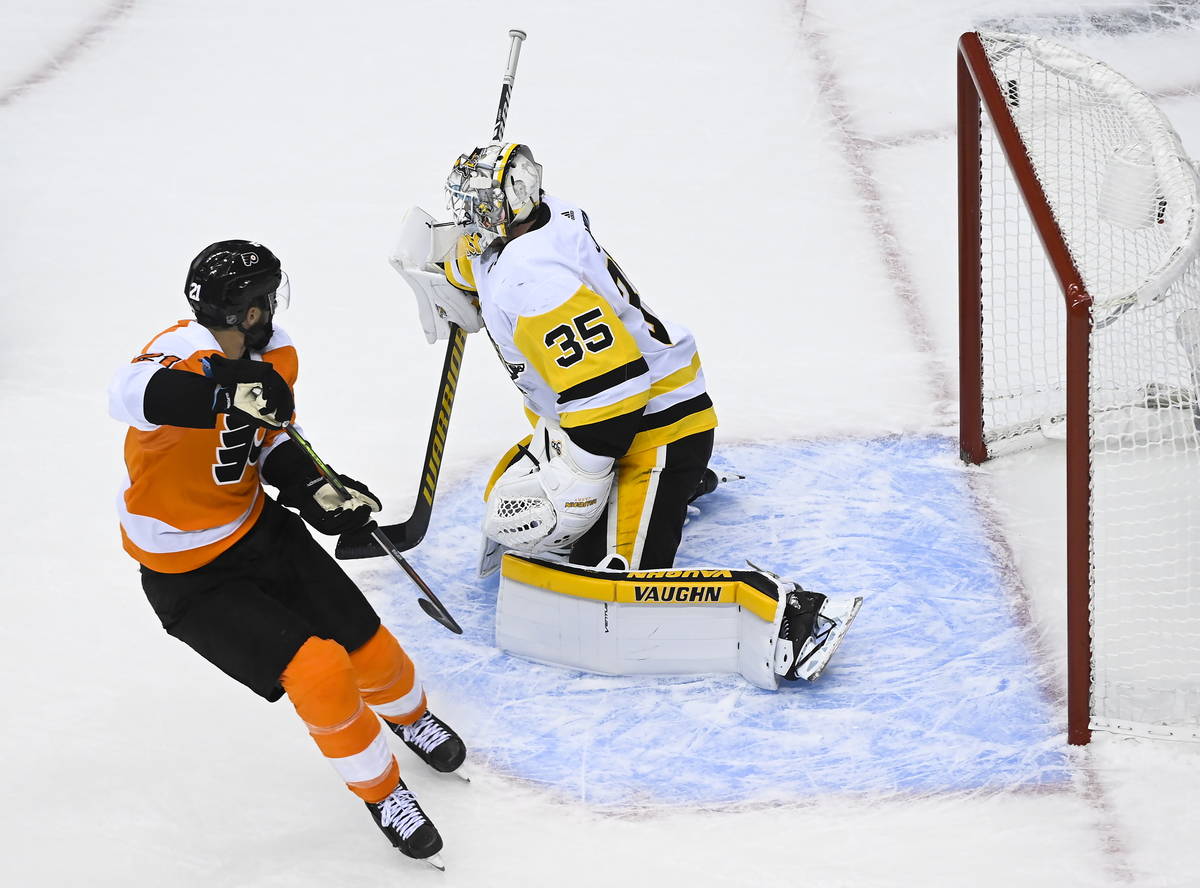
[334, 29, 528, 563]
[335, 323, 466, 559]
[492, 29, 527, 141]
[282, 423, 464, 635]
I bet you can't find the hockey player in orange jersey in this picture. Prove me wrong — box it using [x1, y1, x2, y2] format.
[108, 240, 462, 869]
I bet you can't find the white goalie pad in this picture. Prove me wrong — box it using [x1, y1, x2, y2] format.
[496, 555, 791, 690]
[388, 206, 483, 344]
[496, 555, 862, 689]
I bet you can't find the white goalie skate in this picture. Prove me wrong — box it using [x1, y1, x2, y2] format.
[752, 562, 863, 682]
[779, 594, 863, 682]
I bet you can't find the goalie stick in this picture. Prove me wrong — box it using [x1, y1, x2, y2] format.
[335, 324, 466, 559]
[335, 29, 528, 563]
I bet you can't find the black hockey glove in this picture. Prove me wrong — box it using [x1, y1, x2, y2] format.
[203, 353, 294, 429]
[280, 473, 381, 536]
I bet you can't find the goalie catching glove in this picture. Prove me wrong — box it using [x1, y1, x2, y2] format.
[389, 206, 483, 344]
[484, 421, 614, 556]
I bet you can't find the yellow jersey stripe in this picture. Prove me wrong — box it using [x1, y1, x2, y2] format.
[628, 406, 718, 454]
[443, 257, 475, 292]
[649, 352, 701, 400]
[559, 388, 650, 429]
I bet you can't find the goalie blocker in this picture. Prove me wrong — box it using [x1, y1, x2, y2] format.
[497, 554, 862, 689]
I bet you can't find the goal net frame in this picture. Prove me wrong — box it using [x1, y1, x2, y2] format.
[957, 30, 1200, 745]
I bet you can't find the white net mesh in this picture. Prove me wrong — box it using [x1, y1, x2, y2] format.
[975, 31, 1200, 739]
[488, 495, 556, 547]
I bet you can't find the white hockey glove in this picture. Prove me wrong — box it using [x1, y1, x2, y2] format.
[484, 422, 615, 555]
[389, 206, 483, 344]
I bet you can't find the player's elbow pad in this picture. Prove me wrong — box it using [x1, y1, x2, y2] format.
[141, 367, 220, 429]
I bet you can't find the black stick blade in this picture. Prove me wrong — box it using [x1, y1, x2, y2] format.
[419, 596, 464, 634]
[337, 526, 388, 559]
[335, 520, 428, 559]
[334, 526, 385, 559]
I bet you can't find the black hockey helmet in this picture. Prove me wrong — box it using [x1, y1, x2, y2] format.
[184, 240, 289, 328]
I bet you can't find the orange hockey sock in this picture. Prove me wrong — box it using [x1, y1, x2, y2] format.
[282, 636, 399, 803]
[350, 625, 428, 727]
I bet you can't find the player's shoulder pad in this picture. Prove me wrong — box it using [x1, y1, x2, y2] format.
[261, 324, 294, 353]
[541, 193, 585, 225]
[493, 259, 589, 319]
[541, 194, 597, 246]
[133, 319, 220, 367]
[488, 200, 597, 318]
[260, 325, 298, 386]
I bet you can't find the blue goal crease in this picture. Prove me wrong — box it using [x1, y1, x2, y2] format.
[359, 435, 1070, 806]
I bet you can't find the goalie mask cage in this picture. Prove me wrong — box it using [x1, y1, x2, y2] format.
[957, 31, 1200, 745]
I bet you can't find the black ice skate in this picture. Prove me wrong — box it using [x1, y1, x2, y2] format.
[774, 585, 863, 682]
[366, 779, 445, 870]
[388, 710, 468, 780]
[687, 467, 746, 504]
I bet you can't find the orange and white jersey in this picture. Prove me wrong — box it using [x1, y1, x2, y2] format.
[444, 194, 717, 456]
[107, 319, 298, 573]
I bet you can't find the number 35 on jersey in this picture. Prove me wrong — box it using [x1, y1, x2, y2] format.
[516, 288, 643, 394]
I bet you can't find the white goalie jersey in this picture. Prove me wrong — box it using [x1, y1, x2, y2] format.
[442, 194, 717, 456]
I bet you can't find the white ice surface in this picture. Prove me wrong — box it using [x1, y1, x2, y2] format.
[3, 1, 1200, 885]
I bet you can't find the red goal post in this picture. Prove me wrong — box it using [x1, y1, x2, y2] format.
[957, 31, 1200, 745]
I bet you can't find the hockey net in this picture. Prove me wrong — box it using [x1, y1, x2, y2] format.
[958, 31, 1200, 743]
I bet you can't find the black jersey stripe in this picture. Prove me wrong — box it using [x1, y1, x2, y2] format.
[639, 392, 714, 432]
[564, 408, 644, 459]
[556, 357, 650, 404]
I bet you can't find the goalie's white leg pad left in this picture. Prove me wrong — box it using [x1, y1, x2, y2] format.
[496, 554, 793, 689]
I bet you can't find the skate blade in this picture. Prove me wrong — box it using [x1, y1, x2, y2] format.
[424, 852, 446, 872]
[450, 764, 472, 783]
[794, 597, 863, 682]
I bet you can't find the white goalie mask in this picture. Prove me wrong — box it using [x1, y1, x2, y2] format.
[446, 142, 543, 242]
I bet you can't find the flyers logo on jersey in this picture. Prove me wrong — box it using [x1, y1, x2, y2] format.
[212, 415, 265, 485]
